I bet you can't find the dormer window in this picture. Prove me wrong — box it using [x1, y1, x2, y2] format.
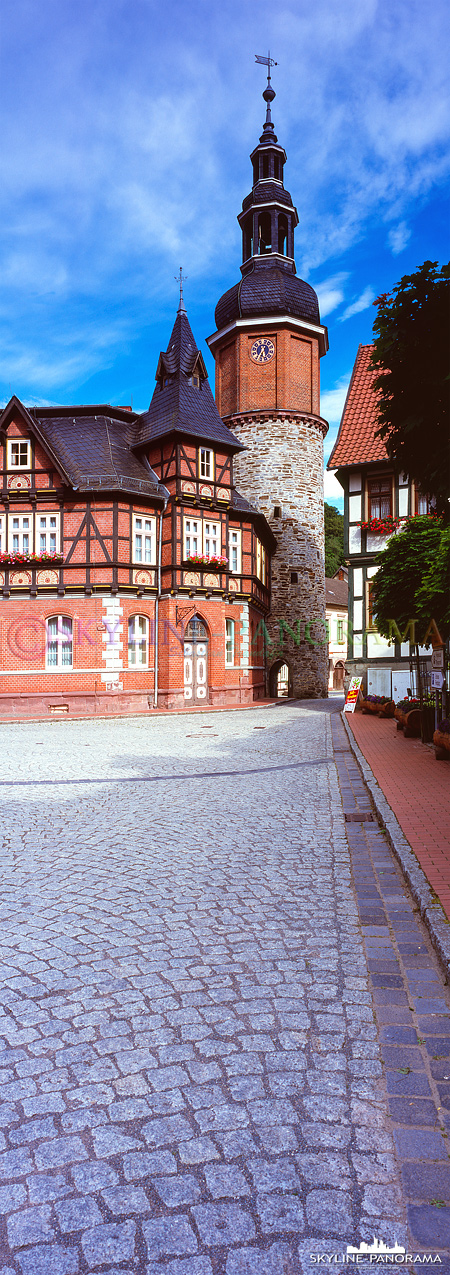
[190, 375, 200, 389]
[8, 439, 31, 469]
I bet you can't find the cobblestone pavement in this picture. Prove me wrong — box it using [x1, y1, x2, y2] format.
[0, 701, 447, 1274]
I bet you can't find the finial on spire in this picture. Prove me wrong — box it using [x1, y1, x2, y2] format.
[255, 52, 277, 133]
[175, 266, 187, 314]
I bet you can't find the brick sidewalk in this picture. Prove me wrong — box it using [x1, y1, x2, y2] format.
[346, 710, 450, 921]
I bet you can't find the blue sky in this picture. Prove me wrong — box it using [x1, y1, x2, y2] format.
[1, 0, 449, 513]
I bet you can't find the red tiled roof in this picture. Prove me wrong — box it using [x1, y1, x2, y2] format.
[327, 343, 388, 468]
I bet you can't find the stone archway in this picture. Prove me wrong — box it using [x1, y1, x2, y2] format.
[269, 660, 291, 699]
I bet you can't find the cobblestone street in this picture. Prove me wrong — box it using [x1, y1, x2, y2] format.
[0, 702, 449, 1274]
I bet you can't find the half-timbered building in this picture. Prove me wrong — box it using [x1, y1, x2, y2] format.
[0, 301, 275, 717]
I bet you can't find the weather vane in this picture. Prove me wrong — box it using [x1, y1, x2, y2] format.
[255, 51, 277, 84]
[175, 266, 187, 313]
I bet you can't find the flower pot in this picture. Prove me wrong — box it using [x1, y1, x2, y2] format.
[378, 700, 395, 719]
[403, 709, 422, 738]
[433, 729, 450, 761]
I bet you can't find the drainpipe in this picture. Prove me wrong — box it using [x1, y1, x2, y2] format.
[154, 486, 170, 708]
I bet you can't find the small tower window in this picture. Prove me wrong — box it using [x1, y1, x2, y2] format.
[262, 154, 269, 179]
[190, 375, 200, 388]
[253, 159, 259, 186]
[274, 156, 280, 180]
[278, 214, 288, 256]
[273, 506, 281, 518]
[291, 572, 298, 584]
[258, 211, 271, 255]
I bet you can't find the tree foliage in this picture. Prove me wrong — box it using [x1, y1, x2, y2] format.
[324, 502, 344, 577]
[372, 260, 450, 518]
[371, 516, 447, 644]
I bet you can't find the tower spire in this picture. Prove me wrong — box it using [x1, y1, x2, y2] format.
[255, 51, 277, 139]
[175, 266, 187, 314]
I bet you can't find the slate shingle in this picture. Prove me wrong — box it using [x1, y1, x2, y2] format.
[135, 310, 244, 452]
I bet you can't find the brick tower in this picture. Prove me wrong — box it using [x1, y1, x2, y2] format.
[207, 70, 329, 698]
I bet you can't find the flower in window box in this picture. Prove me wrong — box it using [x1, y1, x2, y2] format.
[184, 554, 228, 569]
[0, 551, 64, 566]
[358, 516, 401, 535]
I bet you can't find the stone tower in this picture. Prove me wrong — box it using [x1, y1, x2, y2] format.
[207, 70, 329, 698]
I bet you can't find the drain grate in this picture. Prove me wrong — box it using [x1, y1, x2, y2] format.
[344, 811, 375, 822]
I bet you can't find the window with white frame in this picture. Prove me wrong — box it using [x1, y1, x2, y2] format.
[46, 616, 73, 669]
[337, 618, 344, 643]
[204, 522, 220, 557]
[133, 515, 156, 564]
[225, 618, 235, 666]
[255, 538, 266, 584]
[38, 514, 60, 554]
[7, 439, 31, 469]
[128, 615, 149, 667]
[199, 448, 213, 480]
[184, 518, 200, 558]
[228, 528, 241, 574]
[9, 514, 32, 554]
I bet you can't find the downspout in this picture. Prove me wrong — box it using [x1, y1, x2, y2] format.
[154, 486, 170, 708]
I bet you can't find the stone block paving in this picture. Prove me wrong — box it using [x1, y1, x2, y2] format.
[0, 703, 447, 1274]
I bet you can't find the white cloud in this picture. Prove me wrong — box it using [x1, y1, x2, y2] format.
[324, 468, 345, 503]
[339, 286, 375, 322]
[321, 375, 351, 429]
[388, 222, 411, 254]
[315, 273, 348, 317]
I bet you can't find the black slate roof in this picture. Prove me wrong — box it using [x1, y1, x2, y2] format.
[35, 414, 162, 496]
[215, 261, 320, 331]
[241, 183, 294, 212]
[0, 397, 163, 500]
[135, 309, 244, 452]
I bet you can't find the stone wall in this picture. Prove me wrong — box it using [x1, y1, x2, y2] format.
[231, 409, 328, 698]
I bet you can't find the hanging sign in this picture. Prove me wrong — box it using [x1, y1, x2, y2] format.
[431, 648, 444, 670]
[431, 671, 445, 690]
[343, 676, 363, 713]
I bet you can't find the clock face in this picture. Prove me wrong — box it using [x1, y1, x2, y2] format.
[250, 337, 275, 365]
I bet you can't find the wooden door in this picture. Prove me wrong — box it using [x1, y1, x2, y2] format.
[183, 617, 209, 704]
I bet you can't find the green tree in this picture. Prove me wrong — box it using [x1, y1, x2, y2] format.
[372, 260, 450, 518]
[416, 524, 450, 637]
[371, 516, 446, 644]
[324, 502, 344, 577]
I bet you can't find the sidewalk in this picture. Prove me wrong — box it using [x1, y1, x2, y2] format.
[346, 710, 450, 921]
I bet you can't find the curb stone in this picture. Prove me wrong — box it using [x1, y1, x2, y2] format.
[341, 711, 450, 980]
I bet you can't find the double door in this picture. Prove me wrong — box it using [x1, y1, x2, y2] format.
[184, 640, 208, 702]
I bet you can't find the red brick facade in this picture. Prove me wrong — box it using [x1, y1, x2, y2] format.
[0, 395, 273, 718]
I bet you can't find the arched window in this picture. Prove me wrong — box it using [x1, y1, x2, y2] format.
[46, 616, 73, 669]
[278, 215, 288, 256]
[274, 156, 280, 180]
[258, 211, 271, 255]
[185, 616, 208, 640]
[128, 615, 148, 667]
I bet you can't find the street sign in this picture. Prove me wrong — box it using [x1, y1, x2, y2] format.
[431, 671, 445, 690]
[344, 676, 363, 713]
[432, 648, 444, 670]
